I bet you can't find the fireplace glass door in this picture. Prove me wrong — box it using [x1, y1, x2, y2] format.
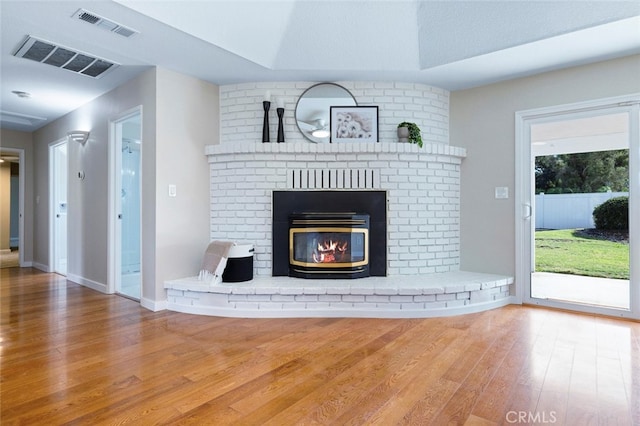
[291, 229, 368, 267]
[288, 213, 370, 279]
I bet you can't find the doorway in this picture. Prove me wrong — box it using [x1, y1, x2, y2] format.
[532, 114, 629, 309]
[0, 148, 23, 268]
[516, 96, 639, 319]
[49, 140, 68, 276]
[109, 108, 142, 300]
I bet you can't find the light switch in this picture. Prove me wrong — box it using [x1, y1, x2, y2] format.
[495, 187, 509, 199]
[168, 184, 177, 197]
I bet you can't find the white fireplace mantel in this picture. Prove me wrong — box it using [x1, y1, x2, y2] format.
[205, 141, 466, 157]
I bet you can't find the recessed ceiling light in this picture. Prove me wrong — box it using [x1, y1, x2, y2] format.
[11, 90, 32, 99]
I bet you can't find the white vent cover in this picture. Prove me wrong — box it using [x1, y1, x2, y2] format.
[288, 169, 380, 190]
[72, 9, 138, 38]
[13, 36, 119, 78]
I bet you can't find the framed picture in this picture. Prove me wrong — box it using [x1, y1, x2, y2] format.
[330, 106, 379, 143]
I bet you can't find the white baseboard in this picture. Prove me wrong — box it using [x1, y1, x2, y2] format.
[67, 274, 108, 294]
[141, 297, 167, 312]
[32, 262, 50, 272]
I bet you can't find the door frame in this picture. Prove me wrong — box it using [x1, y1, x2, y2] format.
[107, 106, 143, 295]
[1, 147, 26, 267]
[48, 138, 68, 275]
[515, 94, 640, 319]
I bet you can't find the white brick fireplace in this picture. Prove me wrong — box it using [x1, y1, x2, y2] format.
[164, 81, 515, 317]
[206, 141, 465, 276]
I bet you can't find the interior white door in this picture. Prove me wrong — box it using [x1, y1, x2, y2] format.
[51, 141, 68, 275]
[109, 108, 142, 300]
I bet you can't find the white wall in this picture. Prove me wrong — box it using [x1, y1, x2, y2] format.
[31, 67, 217, 306]
[451, 55, 640, 276]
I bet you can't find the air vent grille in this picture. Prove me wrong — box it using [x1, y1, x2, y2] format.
[22, 40, 54, 61]
[72, 9, 138, 38]
[13, 36, 119, 79]
[77, 11, 100, 24]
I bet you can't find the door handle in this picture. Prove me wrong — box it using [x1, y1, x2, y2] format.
[523, 203, 532, 219]
[118, 214, 123, 219]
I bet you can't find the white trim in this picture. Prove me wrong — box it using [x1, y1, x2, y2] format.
[67, 273, 108, 293]
[141, 297, 167, 312]
[515, 93, 640, 320]
[628, 102, 640, 316]
[32, 261, 50, 272]
[48, 138, 67, 276]
[108, 106, 143, 297]
[1, 148, 25, 266]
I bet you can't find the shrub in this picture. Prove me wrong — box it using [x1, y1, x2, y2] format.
[593, 196, 628, 230]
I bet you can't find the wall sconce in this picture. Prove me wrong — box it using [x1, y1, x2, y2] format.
[67, 130, 90, 145]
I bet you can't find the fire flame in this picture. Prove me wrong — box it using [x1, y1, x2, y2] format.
[312, 239, 348, 263]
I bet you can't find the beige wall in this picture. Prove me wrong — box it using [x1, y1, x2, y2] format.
[0, 129, 34, 262]
[31, 67, 218, 307]
[451, 55, 640, 276]
[34, 69, 157, 290]
[153, 67, 219, 300]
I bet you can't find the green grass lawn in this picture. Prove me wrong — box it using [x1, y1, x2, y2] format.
[535, 229, 629, 279]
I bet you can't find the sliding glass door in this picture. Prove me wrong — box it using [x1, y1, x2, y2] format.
[516, 96, 639, 319]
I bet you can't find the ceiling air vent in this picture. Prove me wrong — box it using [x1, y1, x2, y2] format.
[13, 36, 119, 79]
[72, 9, 139, 38]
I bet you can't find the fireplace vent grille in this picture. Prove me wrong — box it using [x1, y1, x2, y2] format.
[288, 169, 380, 189]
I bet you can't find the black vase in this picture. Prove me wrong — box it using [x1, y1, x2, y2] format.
[262, 101, 271, 143]
[277, 107, 285, 143]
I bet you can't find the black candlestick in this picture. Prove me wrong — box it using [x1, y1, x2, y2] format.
[276, 107, 285, 143]
[262, 101, 271, 143]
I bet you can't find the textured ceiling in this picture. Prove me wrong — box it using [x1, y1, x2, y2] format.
[116, 0, 640, 71]
[1, 0, 639, 132]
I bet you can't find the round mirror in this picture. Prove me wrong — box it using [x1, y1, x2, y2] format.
[295, 83, 357, 143]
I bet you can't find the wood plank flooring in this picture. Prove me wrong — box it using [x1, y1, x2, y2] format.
[1, 267, 639, 425]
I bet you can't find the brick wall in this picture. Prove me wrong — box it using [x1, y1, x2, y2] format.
[206, 142, 465, 276]
[219, 81, 449, 145]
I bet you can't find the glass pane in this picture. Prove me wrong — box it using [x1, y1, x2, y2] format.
[532, 112, 630, 310]
[293, 231, 365, 264]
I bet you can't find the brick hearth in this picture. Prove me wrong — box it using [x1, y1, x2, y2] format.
[165, 272, 514, 318]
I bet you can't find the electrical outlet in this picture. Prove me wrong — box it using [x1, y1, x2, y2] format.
[495, 187, 509, 199]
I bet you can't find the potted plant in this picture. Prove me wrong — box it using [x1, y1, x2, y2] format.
[397, 122, 423, 147]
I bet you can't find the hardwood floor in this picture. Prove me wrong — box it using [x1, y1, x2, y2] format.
[1, 267, 639, 425]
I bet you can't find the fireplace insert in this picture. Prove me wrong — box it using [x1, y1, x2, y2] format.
[289, 213, 369, 279]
